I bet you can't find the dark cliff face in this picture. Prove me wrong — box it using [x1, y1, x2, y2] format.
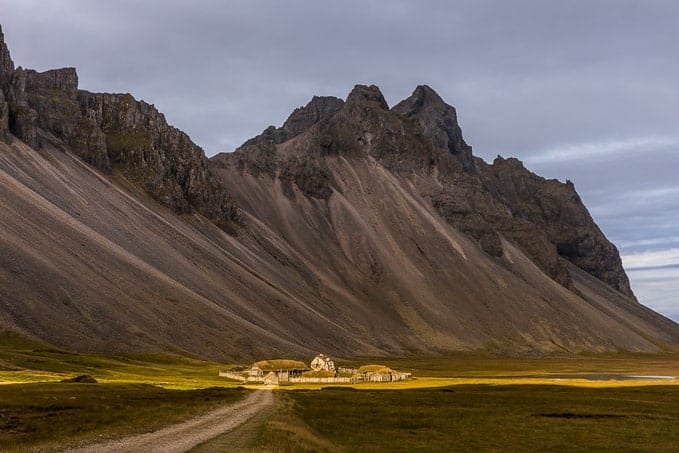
[393, 86, 633, 298]
[280, 95, 345, 139]
[382, 85, 632, 298]
[0, 25, 14, 141]
[480, 156, 633, 297]
[218, 94, 346, 199]
[0, 28, 240, 232]
[0, 26, 12, 81]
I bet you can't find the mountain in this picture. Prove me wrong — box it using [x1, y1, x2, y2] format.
[1, 26, 677, 359]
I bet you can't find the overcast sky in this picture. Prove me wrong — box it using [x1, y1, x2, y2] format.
[2, 0, 677, 320]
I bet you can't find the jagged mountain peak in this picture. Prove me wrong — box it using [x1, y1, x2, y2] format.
[396, 84, 447, 111]
[238, 96, 344, 151]
[345, 84, 389, 111]
[393, 85, 473, 170]
[282, 95, 344, 136]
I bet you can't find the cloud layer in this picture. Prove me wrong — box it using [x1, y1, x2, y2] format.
[2, 0, 677, 320]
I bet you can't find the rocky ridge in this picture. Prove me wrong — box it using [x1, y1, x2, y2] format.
[0, 26, 240, 231]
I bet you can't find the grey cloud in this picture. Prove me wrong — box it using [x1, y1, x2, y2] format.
[627, 267, 679, 322]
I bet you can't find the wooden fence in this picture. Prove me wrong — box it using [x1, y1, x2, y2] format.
[219, 371, 412, 384]
[288, 376, 353, 384]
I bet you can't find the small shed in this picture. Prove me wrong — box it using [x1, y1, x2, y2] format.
[356, 364, 410, 382]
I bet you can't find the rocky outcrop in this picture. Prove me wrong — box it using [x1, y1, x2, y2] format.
[386, 85, 632, 297]
[480, 156, 633, 297]
[279, 95, 344, 140]
[26, 67, 79, 95]
[0, 29, 39, 146]
[14, 68, 106, 162]
[223, 94, 345, 195]
[0, 25, 240, 232]
[0, 26, 12, 83]
[76, 91, 239, 223]
[308, 84, 441, 168]
[345, 84, 389, 111]
[238, 95, 344, 151]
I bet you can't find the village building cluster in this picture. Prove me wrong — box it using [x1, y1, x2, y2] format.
[219, 353, 411, 385]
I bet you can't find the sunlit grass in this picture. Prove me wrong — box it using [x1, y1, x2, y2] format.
[240, 376, 679, 392]
[0, 331, 252, 451]
[4, 331, 678, 390]
[248, 352, 679, 390]
[3, 330, 679, 451]
[352, 352, 679, 377]
[259, 385, 679, 452]
[0, 331, 245, 389]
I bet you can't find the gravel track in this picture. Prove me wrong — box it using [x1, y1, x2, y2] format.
[66, 389, 273, 453]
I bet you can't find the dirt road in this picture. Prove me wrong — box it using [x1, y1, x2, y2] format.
[67, 389, 274, 453]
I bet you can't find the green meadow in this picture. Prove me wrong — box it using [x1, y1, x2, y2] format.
[256, 385, 679, 452]
[0, 383, 246, 451]
[2, 331, 679, 451]
[0, 331, 249, 451]
[0, 331, 243, 389]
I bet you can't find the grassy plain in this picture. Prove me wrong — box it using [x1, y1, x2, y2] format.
[375, 352, 679, 378]
[241, 352, 679, 391]
[259, 385, 679, 452]
[0, 331, 249, 451]
[0, 383, 246, 451]
[2, 330, 679, 452]
[0, 331, 244, 389]
[253, 353, 679, 451]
